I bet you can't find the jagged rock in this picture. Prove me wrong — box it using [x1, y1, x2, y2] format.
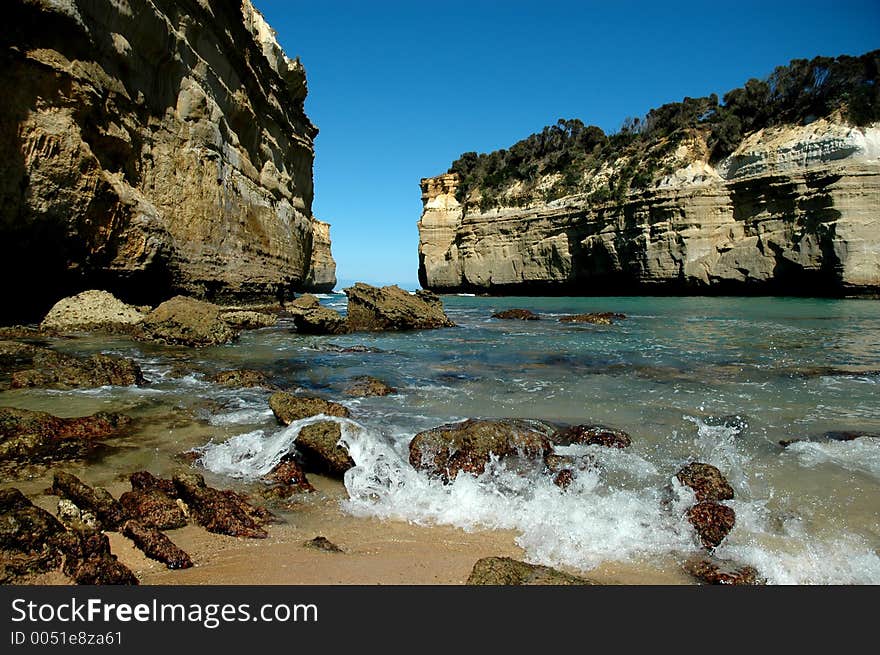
[220, 310, 278, 330]
[295, 422, 355, 476]
[676, 462, 735, 502]
[1, 0, 334, 321]
[418, 118, 880, 297]
[172, 472, 272, 538]
[119, 488, 187, 530]
[343, 376, 396, 397]
[140, 296, 238, 347]
[554, 424, 632, 449]
[684, 556, 764, 585]
[288, 294, 348, 335]
[9, 347, 145, 389]
[210, 369, 272, 389]
[122, 520, 192, 570]
[409, 419, 555, 482]
[0, 407, 131, 462]
[50, 472, 126, 530]
[0, 488, 72, 582]
[687, 501, 736, 549]
[264, 457, 315, 495]
[129, 471, 178, 496]
[345, 283, 455, 331]
[303, 220, 338, 292]
[40, 290, 145, 332]
[63, 531, 139, 585]
[304, 536, 343, 553]
[559, 312, 626, 325]
[268, 392, 350, 425]
[467, 557, 597, 585]
[492, 309, 540, 320]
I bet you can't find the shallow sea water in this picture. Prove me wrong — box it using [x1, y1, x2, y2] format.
[3, 294, 879, 584]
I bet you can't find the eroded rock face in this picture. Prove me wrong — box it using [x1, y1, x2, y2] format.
[2, 0, 335, 321]
[467, 557, 597, 585]
[409, 418, 555, 482]
[418, 120, 880, 296]
[345, 283, 455, 331]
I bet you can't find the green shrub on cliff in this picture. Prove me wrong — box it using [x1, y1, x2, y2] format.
[449, 50, 879, 210]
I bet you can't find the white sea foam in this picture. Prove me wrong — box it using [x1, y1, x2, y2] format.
[784, 438, 880, 479]
[208, 407, 275, 426]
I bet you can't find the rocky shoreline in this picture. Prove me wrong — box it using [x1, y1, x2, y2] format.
[2, 286, 833, 586]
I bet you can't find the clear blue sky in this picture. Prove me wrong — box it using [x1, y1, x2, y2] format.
[253, 0, 879, 290]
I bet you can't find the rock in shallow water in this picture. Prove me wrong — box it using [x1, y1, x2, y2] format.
[553, 424, 632, 449]
[304, 536, 344, 553]
[345, 283, 455, 331]
[687, 501, 736, 549]
[210, 369, 273, 389]
[684, 556, 764, 585]
[492, 309, 540, 320]
[288, 294, 348, 335]
[7, 346, 145, 390]
[295, 422, 355, 476]
[409, 418, 556, 482]
[343, 376, 396, 397]
[139, 296, 238, 347]
[40, 290, 145, 332]
[676, 462, 735, 502]
[220, 310, 277, 330]
[467, 557, 597, 585]
[0, 407, 132, 463]
[269, 392, 350, 425]
[559, 312, 626, 325]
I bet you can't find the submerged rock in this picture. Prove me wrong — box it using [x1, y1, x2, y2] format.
[304, 536, 344, 553]
[140, 296, 238, 347]
[50, 472, 126, 530]
[9, 347, 145, 390]
[559, 312, 626, 325]
[409, 418, 555, 482]
[684, 556, 764, 585]
[345, 283, 455, 331]
[492, 309, 540, 320]
[554, 424, 632, 449]
[343, 376, 396, 397]
[210, 369, 272, 389]
[122, 520, 192, 570]
[0, 407, 132, 462]
[676, 462, 735, 502]
[220, 310, 278, 330]
[780, 430, 880, 447]
[40, 290, 145, 332]
[467, 557, 597, 585]
[268, 392, 350, 425]
[687, 501, 736, 549]
[172, 472, 272, 539]
[295, 422, 355, 476]
[288, 294, 348, 335]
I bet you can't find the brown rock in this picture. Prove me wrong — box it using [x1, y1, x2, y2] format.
[0, 488, 71, 582]
[265, 457, 315, 494]
[140, 296, 238, 347]
[172, 472, 271, 539]
[129, 471, 178, 496]
[0, 407, 131, 462]
[467, 557, 597, 585]
[343, 376, 396, 397]
[268, 392, 350, 425]
[220, 310, 277, 330]
[288, 294, 349, 335]
[40, 290, 145, 332]
[409, 418, 555, 482]
[345, 283, 455, 331]
[122, 520, 192, 570]
[676, 462, 735, 502]
[9, 348, 145, 389]
[492, 309, 540, 320]
[555, 424, 632, 449]
[63, 531, 139, 585]
[559, 312, 626, 325]
[687, 501, 736, 549]
[304, 536, 343, 553]
[211, 369, 272, 389]
[119, 489, 187, 530]
[296, 422, 355, 476]
[684, 556, 764, 585]
[50, 472, 126, 530]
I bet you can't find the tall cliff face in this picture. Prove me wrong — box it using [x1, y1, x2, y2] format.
[1, 0, 336, 319]
[418, 119, 880, 296]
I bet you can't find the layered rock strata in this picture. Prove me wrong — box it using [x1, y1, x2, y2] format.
[418, 120, 880, 296]
[2, 0, 335, 320]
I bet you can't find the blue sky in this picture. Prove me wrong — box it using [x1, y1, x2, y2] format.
[253, 0, 879, 290]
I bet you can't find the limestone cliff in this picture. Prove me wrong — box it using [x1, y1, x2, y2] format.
[1, 0, 336, 319]
[304, 219, 337, 292]
[418, 119, 880, 296]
